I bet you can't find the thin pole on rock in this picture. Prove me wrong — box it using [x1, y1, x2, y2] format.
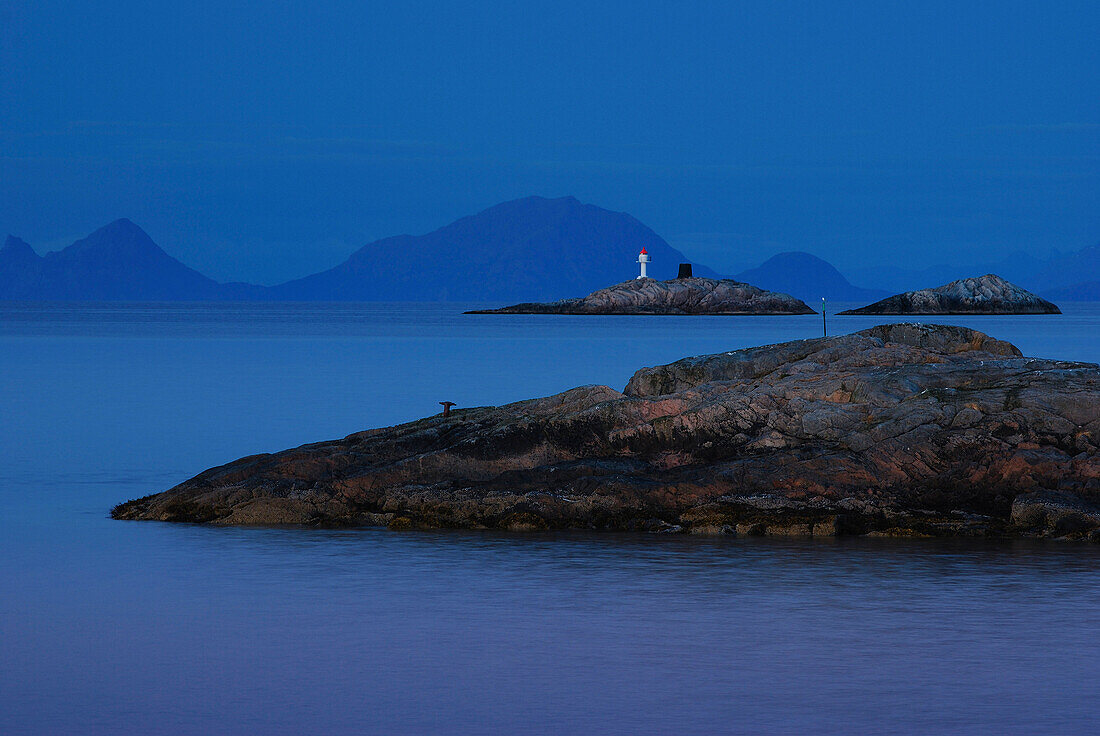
[822, 297, 827, 337]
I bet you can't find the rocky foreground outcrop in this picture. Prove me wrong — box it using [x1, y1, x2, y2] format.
[466, 277, 815, 315]
[839, 274, 1061, 315]
[113, 324, 1100, 540]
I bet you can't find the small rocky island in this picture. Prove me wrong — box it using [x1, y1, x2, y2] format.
[839, 274, 1060, 315]
[466, 277, 816, 315]
[114, 324, 1100, 540]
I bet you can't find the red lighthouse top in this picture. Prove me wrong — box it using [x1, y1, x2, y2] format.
[639, 247, 648, 255]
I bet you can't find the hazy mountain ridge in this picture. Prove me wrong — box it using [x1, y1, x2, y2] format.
[270, 196, 721, 302]
[734, 252, 889, 305]
[1042, 281, 1100, 301]
[2, 198, 719, 302]
[846, 245, 1100, 300]
[0, 219, 262, 301]
[3, 199, 1097, 302]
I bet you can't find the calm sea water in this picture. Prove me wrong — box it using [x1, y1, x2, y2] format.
[2, 302, 1100, 735]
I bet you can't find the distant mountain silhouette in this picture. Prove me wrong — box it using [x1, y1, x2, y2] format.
[0, 219, 264, 301]
[1043, 281, 1100, 301]
[9, 200, 1092, 303]
[271, 196, 719, 302]
[2, 200, 720, 302]
[1, 199, 720, 302]
[0, 236, 45, 298]
[1028, 245, 1100, 296]
[734, 252, 888, 305]
[847, 244, 1100, 300]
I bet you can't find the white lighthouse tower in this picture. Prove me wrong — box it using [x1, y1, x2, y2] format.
[636, 247, 651, 279]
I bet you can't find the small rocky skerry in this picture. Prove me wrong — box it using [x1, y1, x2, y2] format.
[466, 276, 816, 315]
[839, 274, 1061, 315]
[113, 324, 1100, 540]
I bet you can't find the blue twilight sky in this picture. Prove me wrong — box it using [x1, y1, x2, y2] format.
[1, 0, 1098, 284]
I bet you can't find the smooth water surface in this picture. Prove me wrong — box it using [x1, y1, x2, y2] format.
[2, 302, 1100, 734]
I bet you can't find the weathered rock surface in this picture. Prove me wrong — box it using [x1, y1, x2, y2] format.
[839, 274, 1061, 315]
[466, 277, 816, 315]
[113, 324, 1100, 540]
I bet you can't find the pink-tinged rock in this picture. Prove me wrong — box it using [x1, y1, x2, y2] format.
[113, 324, 1100, 540]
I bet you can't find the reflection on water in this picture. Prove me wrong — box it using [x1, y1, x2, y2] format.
[2, 302, 1099, 735]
